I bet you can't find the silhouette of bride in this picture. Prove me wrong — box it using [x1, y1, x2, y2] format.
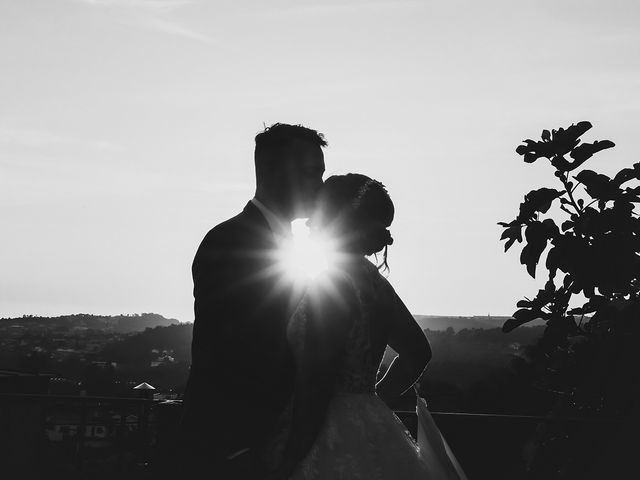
[263, 173, 467, 479]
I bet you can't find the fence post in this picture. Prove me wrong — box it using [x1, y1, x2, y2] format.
[75, 397, 87, 473]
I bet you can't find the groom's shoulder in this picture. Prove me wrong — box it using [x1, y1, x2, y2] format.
[199, 204, 264, 250]
[193, 213, 248, 273]
[201, 211, 248, 246]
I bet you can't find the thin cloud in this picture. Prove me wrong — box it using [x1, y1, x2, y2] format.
[73, 0, 192, 13]
[72, 0, 216, 45]
[138, 16, 217, 44]
[0, 127, 123, 152]
[0, 128, 67, 147]
[264, 1, 424, 18]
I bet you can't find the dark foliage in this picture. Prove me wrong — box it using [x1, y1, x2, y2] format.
[499, 121, 639, 342]
[499, 122, 640, 479]
[381, 326, 548, 415]
[100, 324, 192, 365]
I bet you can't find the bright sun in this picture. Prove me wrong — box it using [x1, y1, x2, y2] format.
[278, 219, 334, 282]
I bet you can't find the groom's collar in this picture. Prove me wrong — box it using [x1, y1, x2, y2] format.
[250, 197, 292, 240]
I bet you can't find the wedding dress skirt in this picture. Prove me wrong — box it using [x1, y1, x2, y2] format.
[416, 397, 468, 480]
[289, 393, 467, 480]
[273, 259, 467, 479]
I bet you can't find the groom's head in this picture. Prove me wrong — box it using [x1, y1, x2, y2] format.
[254, 123, 327, 220]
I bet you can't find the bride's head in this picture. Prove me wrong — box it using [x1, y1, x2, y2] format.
[311, 173, 394, 268]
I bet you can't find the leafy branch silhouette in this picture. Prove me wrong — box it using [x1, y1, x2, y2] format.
[499, 121, 640, 351]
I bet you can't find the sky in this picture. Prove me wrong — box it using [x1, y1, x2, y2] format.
[1, 0, 639, 322]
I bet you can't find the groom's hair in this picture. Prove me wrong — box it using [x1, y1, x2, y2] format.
[254, 123, 327, 181]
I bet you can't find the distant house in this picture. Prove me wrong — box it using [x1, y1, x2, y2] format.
[153, 392, 179, 401]
[51, 348, 82, 361]
[150, 354, 175, 367]
[133, 382, 156, 400]
[111, 413, 140, 431]
[47, 421, 120, 445]
[46, 412, 81, 442]
[47, 425, 77, 442]
[47, 411, 141, 444]
[91, 361, 116, 368]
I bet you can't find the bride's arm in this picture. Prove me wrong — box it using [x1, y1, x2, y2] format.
[269, 274, 355, 479]
[375, 288, 431, 404]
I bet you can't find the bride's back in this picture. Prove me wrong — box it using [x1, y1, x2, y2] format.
[332, 257, 396, 394]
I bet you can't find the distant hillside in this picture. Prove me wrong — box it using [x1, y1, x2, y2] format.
[100, 323, 193, 364]
[414, 315, 545, 332]
[1, 312, 544, 334]
[0, 313, 179, 333]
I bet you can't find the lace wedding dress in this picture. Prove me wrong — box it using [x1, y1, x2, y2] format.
[267, 258, 467, 480]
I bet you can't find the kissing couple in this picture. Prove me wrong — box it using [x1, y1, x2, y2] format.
[178, 123, 466, 479]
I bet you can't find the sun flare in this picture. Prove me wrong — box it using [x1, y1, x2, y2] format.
[278, 219, 335, 282]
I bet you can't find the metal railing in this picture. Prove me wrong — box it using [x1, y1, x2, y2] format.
[1, 392, 157, 479]
[0, 393, 628, 480]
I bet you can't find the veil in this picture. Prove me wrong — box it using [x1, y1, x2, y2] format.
[416, 397, 468, 480]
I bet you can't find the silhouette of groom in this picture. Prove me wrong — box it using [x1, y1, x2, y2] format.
[179, 123, 327, 478]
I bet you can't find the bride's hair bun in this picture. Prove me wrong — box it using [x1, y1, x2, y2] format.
[362, 227, 394, 256]
[383, 228, 394, 246]
[317, 173, 395, 269]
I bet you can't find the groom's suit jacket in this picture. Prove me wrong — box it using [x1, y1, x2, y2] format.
[181, 201, 299, 459]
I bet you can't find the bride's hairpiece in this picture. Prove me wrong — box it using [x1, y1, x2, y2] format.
[352, 179, 378, 209]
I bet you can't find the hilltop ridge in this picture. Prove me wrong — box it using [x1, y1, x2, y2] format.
[414, 315, 544, 332]
[0, 313, 179, 334]
[0, 312, 543, 334]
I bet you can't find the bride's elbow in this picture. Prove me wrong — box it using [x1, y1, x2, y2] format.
[405, 344, 431, 378]
[425, 339, 433, 364]
[418, 337, 432, 370]
[418, 353, 431, 375]
[404, 335, 432, 373]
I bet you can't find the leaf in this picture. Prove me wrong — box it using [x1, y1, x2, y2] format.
[503, 308, 543, 332]
[561, 220, 574, 232]
[542, 129, 551, 141]
[613, 167, 636, 186]
[613, 199, 634, 216]
[575, 169, 600, 183]
[520, 221, 552, 278]
[570, 140, 615, 166]
[575, 170, 617, 200]
[544, 279, 555, 293]
[516, 139, 552, 163]
[518, 122, 596, 170]
[518, 188, 562, 221]
[499, 222, 523, 252]
[541, 218, 560, 237]
[551, 121, 592, 156]
[571, 295, 608, 315]
[583, 284, 595, 298]
[571, 281, 583, 294]
[551, 155, 572, 172]
[565, 121, 593, 138]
